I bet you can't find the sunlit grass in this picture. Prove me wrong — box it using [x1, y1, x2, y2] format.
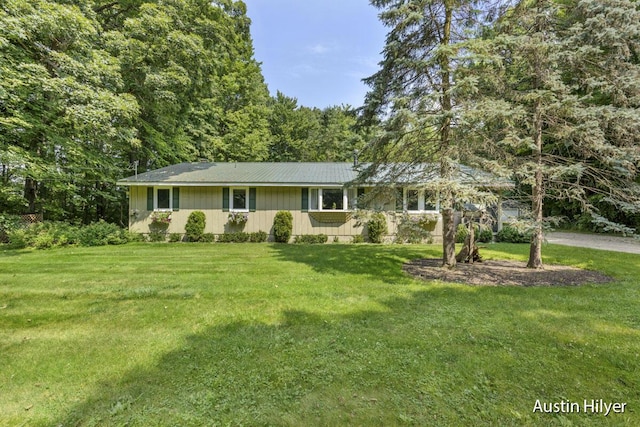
[0, 242, 638, 426]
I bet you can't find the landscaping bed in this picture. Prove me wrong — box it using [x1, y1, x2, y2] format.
[403, 258, 614, 286]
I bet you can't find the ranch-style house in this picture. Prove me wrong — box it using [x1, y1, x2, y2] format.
[117, 162, 511, 242]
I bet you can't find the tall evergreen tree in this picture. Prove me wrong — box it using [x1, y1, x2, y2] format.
[462, 0, 640, 268]
[361, 0, 500, 267]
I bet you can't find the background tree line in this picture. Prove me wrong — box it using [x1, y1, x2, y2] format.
[0, 0, 368, 225]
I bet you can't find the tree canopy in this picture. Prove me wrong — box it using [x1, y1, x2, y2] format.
[1, 0, 367, 224]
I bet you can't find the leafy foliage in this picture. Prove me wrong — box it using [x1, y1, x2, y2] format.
[293, 234, 328, 244]
[185, 211, 206, 242]
[0, 214, 22, 243]
[351, 235, 365, 244]
[217, 231, 267, 243]
[455, 224, 493, 244]
[217, 231, 250, 243]
[495, 225, 532, 244]
[366, 212, 388, 244]
[394, 214, 433, 244]
[273, 211, 293, 243]
[76, 220, 130, 246]
[3, 220, 130, 249]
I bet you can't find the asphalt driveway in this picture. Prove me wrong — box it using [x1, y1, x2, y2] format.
[546, 232, 640, 254]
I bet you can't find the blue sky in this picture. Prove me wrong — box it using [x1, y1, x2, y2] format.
[242, 0, 388, 109]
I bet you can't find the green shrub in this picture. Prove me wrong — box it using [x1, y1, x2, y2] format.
[496, 225, 532, 243]
[78, 221, 128, 246]
[34, 232, 55, 250]
[7, 222, 78, 249]
[3, 221, 129, 249]
[352, 235, 365, 244]
[185, 211, 206, 242]
[0, 214, 22, 244]
[148, 231, 167, 242]
[455, 224, 468, 243]
[366, 212, 388, 243]
[273, 211, 293, 243]
[126, 232, 146, 242]
[294, 234, 328, 244]
[6, 229, 28, 249]
[249, 231, 268, 243]
[478, 227, 494, 243]
[202, 233, 216, 242]
[169, 233, 182, 242]
[218, 232, 250, 243]
[395, 215, 432, 244]
[456, 223, 494, 243]
[216, 231, 266, 243]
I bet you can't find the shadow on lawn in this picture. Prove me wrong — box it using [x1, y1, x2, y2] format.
[54, 284, 639, 426]
[270, 244, 435, 284]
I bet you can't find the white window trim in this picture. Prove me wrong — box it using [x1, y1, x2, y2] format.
[310, 187, 350, 211]
[154, 186, 173, 211]
[403, 188, 439, 213]
[230, 187, 249, 212]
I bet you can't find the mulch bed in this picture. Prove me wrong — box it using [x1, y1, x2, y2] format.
[403, 259, 614, 286]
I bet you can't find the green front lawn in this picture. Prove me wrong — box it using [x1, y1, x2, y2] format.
[1, 243, 638, 426]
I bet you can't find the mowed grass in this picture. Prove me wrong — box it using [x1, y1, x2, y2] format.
[0, 243, 639, 426]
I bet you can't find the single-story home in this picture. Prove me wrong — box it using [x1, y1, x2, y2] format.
[117, 162, 511, 242]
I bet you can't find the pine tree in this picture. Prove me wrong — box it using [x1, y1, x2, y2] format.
[361, 0, 500, 268]
[462, 0, 640, 268]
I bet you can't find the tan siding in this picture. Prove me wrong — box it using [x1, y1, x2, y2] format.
[126, 185, 443, 242]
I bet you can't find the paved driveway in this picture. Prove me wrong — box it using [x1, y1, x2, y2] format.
[546, 232, 640, 254]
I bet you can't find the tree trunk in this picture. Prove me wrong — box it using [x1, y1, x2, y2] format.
[468, 222, 475, 264]
[442, 208, 456, 267]
[527, 1, 546, 269]
[24, 177, 38, 213]
[528, 167, 544, 269]
[440, 1, 456, 269]
[527, 100, 544, 269]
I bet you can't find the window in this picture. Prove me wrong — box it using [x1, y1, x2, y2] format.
[406, 189, 419, 211]
[424, 192, 437, 211]
[307, 188, 349, 211]
[399, 188, 439, 212]
[230, 187, 248, 211]
[147, 187, 179, 211]
[322, 188, 344, 210]
[157, 189, 170, 210]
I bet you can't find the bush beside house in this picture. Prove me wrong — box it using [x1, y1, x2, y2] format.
[366, 213, 388, 243]
[185, 211, 206, 242]
[273, 211, 293, 243]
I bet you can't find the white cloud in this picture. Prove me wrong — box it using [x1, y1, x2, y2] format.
[287, 63, 327, 78]
[308, 43, 330, 54]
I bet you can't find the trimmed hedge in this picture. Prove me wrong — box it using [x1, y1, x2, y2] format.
[294, 234, 328, 244]
[217, 231, 268, 243]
